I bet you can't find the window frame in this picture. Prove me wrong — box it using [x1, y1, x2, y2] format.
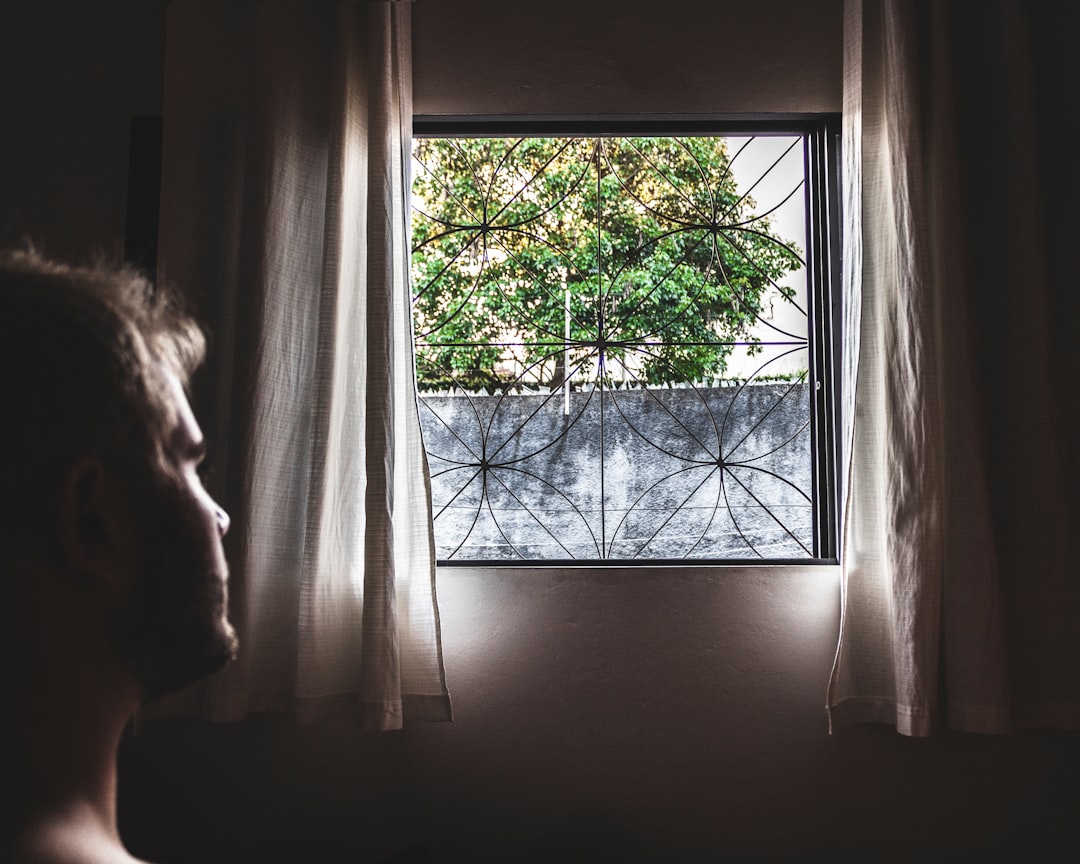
[412, 114, 842, 567]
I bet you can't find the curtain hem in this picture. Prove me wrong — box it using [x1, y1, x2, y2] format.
[827, 698, 934, 737]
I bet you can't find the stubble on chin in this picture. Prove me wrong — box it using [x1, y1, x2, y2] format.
[118, 480, 239, 703]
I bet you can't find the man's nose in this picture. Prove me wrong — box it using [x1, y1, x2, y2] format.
[215, 503, 231, 537]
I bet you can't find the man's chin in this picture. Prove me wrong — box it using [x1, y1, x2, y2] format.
[137, 624, 239, 704]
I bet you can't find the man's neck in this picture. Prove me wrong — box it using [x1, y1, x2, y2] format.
[3, 579, 143, 862]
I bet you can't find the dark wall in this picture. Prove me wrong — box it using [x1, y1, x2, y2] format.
[412, 0, 842, 116]
[115, 566, 1080, 862]
[0, 0, 169, 262]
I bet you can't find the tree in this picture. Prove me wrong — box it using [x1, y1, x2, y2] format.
[410, 136, 801, 392]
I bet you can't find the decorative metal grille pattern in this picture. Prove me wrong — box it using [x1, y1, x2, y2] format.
[411, 134, 817, 561]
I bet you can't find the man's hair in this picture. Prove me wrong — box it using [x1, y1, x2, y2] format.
[0, 246, 206, 548]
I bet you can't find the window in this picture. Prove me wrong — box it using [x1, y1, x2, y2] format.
[411, 118, 840, 564]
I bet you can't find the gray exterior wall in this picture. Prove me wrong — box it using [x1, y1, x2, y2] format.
[421, 382, 813, 560]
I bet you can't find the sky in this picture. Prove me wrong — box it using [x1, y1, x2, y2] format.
[724, 134, 808, 380]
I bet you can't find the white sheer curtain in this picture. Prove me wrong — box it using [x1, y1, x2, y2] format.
[155, 0, 451, 730]
[829, 0, 1080, 735]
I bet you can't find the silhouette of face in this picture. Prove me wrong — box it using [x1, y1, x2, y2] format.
[118, 369, 238, 701]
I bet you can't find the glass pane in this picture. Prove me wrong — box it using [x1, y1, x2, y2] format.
[411, 135, 812, 560]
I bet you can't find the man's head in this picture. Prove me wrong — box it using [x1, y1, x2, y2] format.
[0, 246, 237, 701]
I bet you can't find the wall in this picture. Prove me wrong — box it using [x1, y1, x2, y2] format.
[115, 566, 1080, 861]
[3, 1, 1079, 861]
[412, 0, 842, 116]
[0, 0, 169, 261]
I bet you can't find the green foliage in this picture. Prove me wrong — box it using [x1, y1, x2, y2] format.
[411, 136, 801, 392]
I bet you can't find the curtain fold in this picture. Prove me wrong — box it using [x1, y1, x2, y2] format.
[829, 0, 1080, 736]
[154, 0, 451, 729]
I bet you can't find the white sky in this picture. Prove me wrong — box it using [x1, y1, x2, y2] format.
[722, 135, 808, 380]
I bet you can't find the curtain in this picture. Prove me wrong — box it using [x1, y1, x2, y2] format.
[154, 0, 452, 730]
[828, 0, 1080, 735]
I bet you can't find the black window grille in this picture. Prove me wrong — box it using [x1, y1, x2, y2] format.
[411, 118, 840, 564]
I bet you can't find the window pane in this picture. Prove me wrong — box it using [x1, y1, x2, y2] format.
[411, 134, 816, 561]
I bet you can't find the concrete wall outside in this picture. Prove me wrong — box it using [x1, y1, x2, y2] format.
[422, 384, 814, 560]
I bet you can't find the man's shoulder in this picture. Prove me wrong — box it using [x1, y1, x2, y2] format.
[5, 821, 150, 864]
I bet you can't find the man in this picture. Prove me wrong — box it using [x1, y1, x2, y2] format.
[0, 248, 238, 863]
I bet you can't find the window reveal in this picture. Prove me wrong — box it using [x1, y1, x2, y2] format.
[410, 121, 840, 563]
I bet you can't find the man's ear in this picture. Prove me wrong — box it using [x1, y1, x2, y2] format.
[56, 458, 137, 598]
